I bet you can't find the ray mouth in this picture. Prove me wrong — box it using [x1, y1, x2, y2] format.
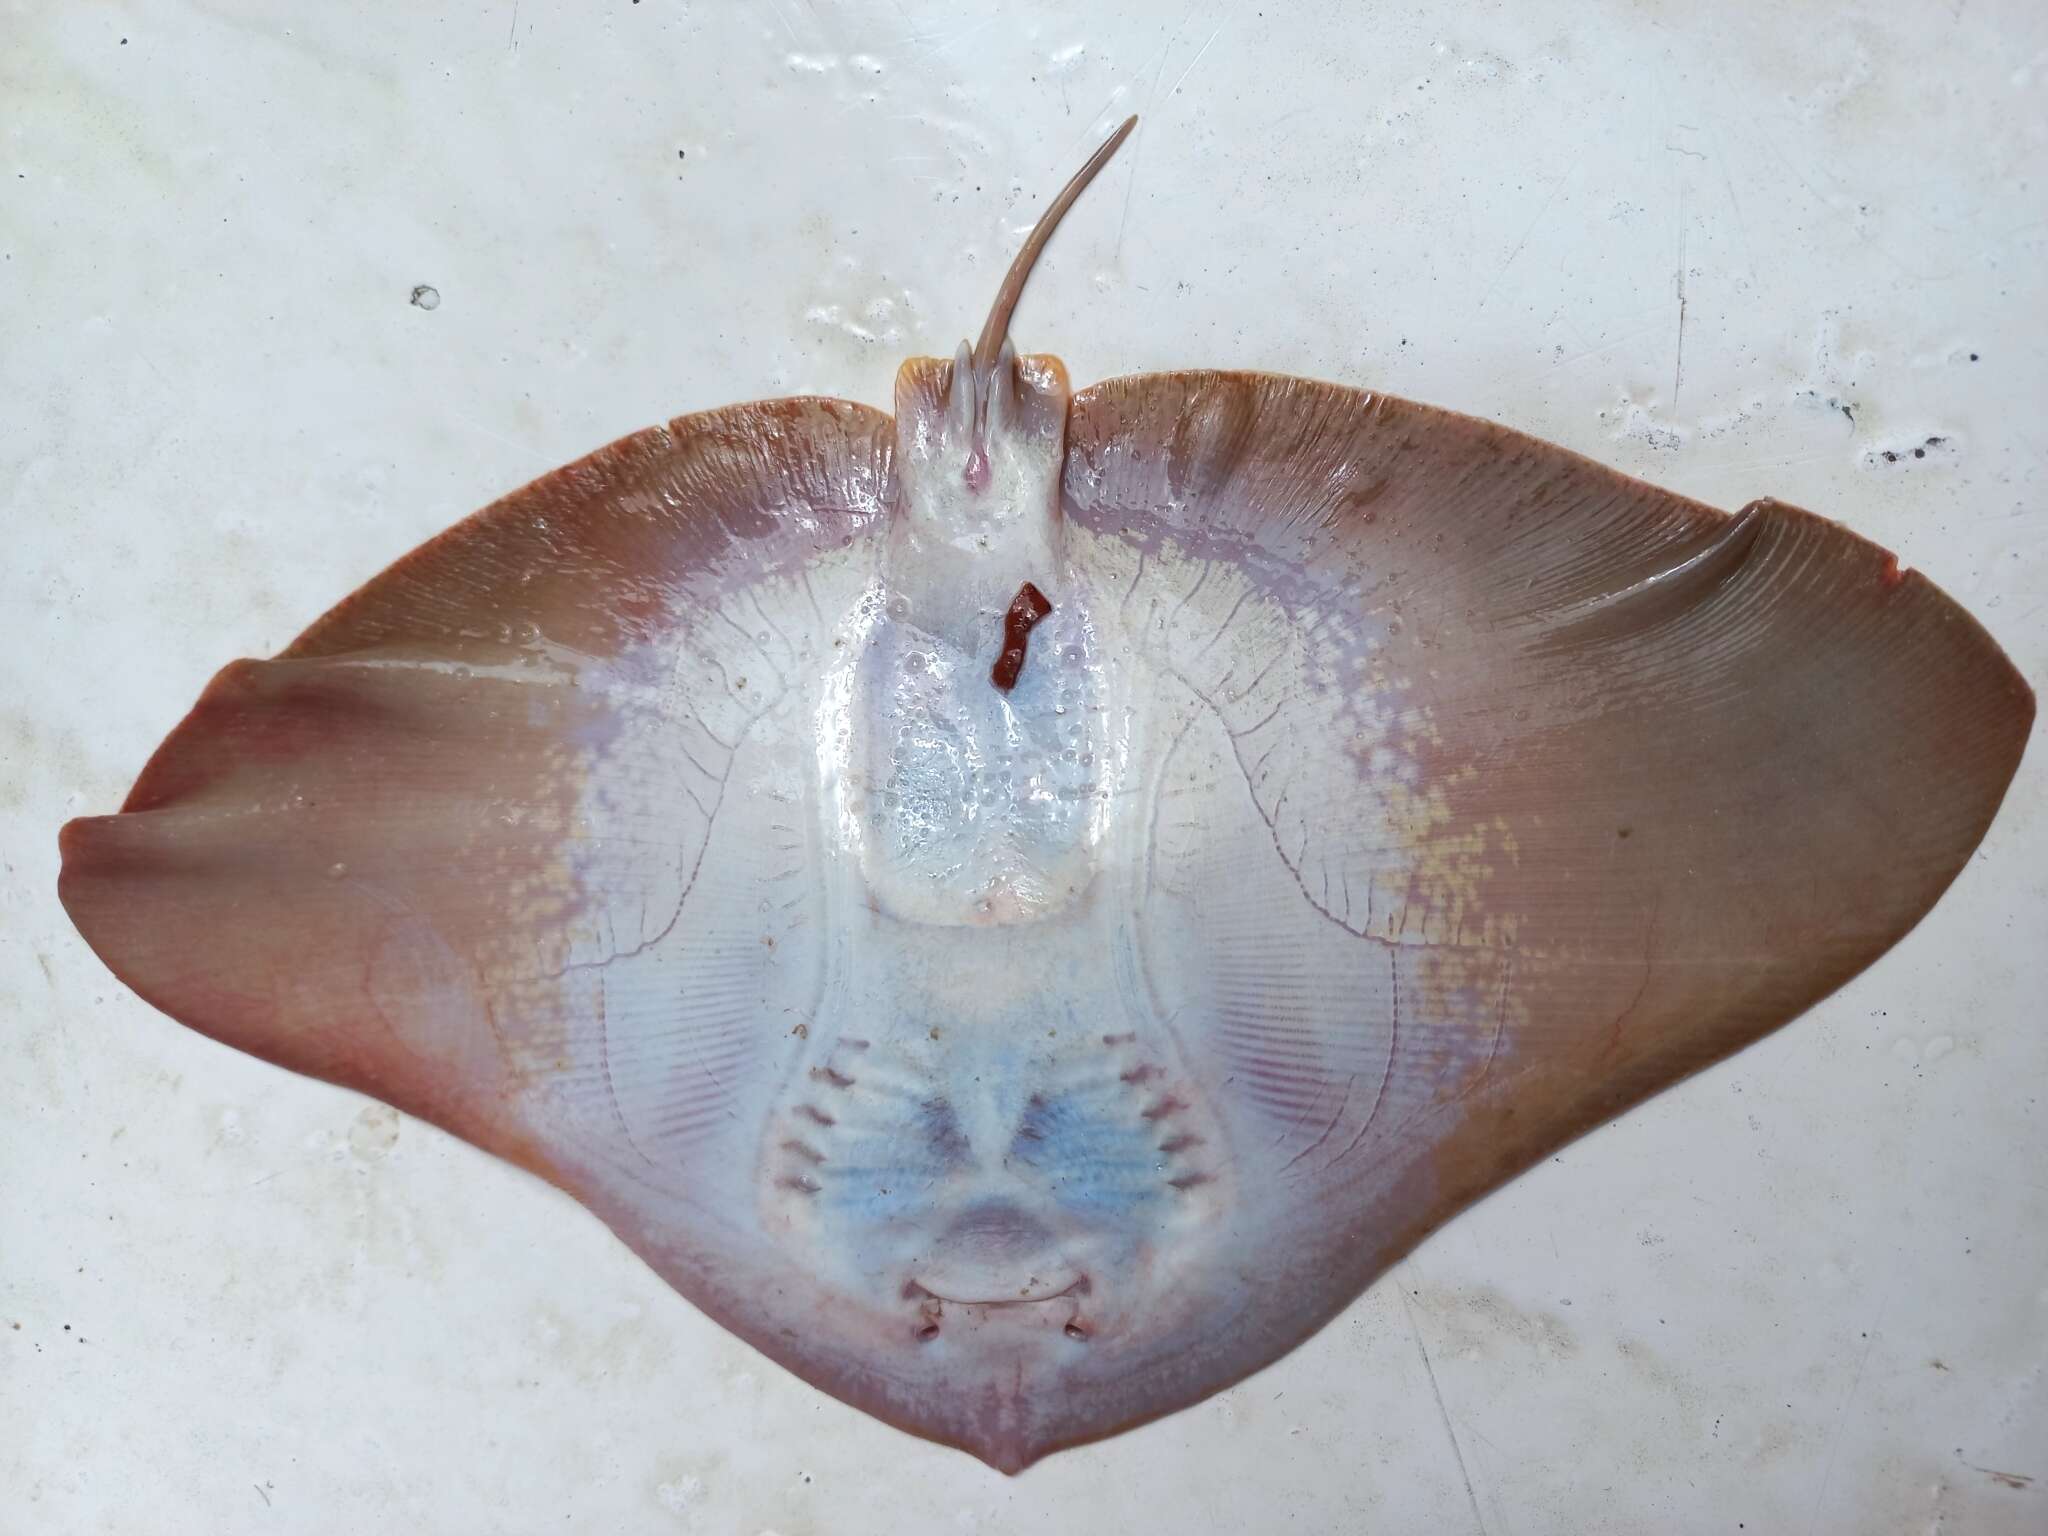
[902, 1273, 1097, 1340]
[904, 1273, 1090, 1308]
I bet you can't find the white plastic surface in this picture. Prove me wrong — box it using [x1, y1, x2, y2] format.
[3, 2, 2043, 1530]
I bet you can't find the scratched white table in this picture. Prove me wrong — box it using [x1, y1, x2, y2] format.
[4, 3, 2043, 1531]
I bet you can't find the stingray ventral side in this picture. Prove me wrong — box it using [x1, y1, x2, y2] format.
[56, 118, 2033, 1472]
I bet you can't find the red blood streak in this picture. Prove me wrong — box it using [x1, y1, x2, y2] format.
[991, 581, 1053, 692]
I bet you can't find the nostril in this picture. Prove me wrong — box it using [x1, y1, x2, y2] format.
[1064, 1321, 1090, 1341]
[915, 1320, 941, 1343]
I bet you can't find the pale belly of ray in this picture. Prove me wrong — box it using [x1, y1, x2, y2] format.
[748, 576, 1237, 1330]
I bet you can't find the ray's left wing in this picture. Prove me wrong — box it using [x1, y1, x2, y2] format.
[60, 400, 890, 1210]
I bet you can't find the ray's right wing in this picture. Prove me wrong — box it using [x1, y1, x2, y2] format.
[1066, 370, 2030, 1314]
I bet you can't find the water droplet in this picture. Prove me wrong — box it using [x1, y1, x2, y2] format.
[886, 594, 911, 622]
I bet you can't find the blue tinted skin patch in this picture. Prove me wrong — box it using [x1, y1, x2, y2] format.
[801, 1039, 1175, 1233]
[1009, 1084, 1179, 1222]
[762, 941, 1229, 1321]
